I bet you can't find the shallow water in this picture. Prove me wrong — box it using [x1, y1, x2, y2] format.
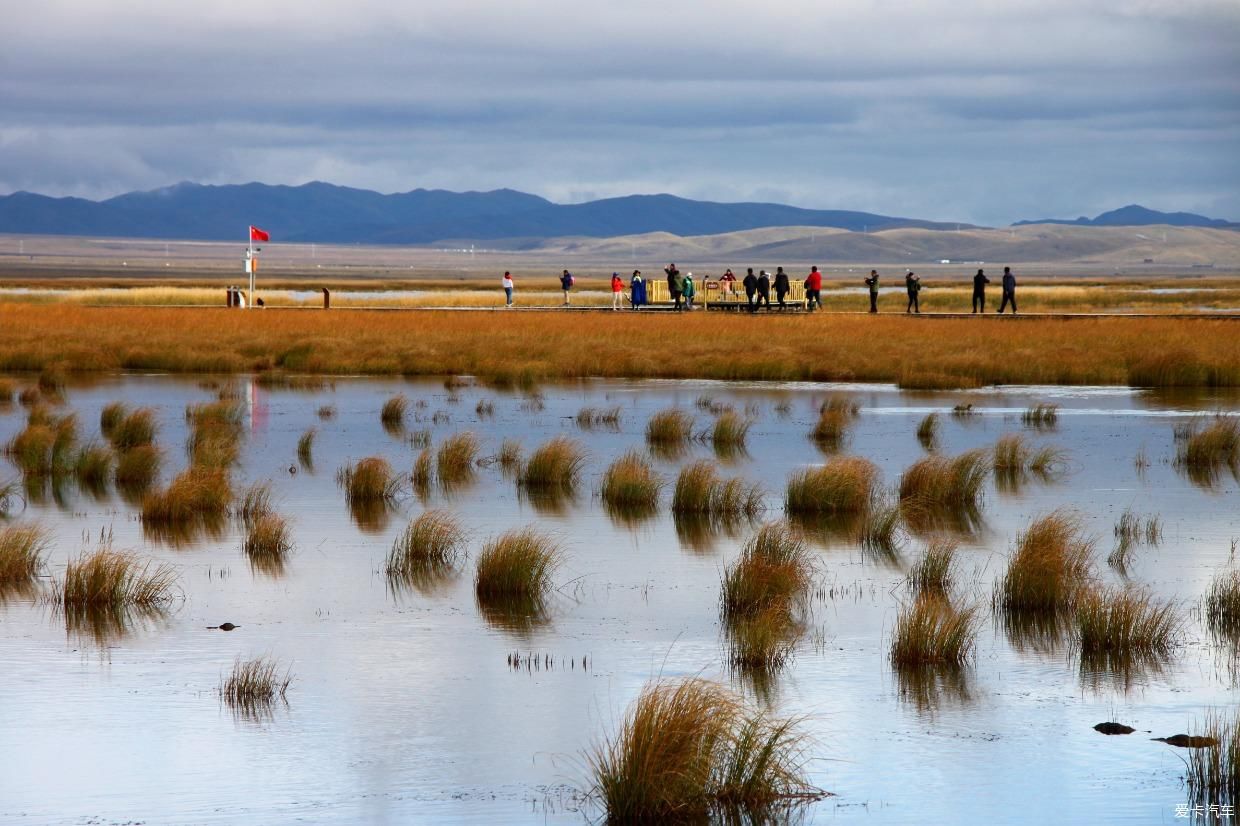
[1, 375, 1237, 824]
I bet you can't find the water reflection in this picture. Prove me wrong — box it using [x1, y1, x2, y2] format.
[61, 603, 174, 647]
[894, 664, 974, 714]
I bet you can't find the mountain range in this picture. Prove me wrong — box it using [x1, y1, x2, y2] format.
[0, 182, 1233, 244]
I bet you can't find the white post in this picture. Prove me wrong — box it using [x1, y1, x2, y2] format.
[247, 227, 254, 309]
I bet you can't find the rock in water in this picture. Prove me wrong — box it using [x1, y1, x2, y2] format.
[206, 622, 240, 631]
[1153, 734, 1219, 748]
[1094, 722, 1136, 735]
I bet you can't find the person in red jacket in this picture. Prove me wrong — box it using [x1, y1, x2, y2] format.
[804, 266, 823, 311]
[610, 272, 624, 310]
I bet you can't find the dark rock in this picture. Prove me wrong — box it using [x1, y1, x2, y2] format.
[1094, 722, 1136, 735]
[1153, 734, 1219, 748]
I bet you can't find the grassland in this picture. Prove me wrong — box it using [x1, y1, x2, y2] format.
[1, 303, 1237, 387]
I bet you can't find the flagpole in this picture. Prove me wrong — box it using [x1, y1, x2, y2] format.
[247, 226, 254, 309]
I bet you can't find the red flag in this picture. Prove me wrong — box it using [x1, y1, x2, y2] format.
[250, 225, 270, 243]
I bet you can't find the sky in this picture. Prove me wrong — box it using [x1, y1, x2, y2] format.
[2, 0, 1239, 226]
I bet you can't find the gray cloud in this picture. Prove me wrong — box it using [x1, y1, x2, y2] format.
[2, 0, 1238, 224]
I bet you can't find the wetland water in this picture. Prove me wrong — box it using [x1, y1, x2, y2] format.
[1, 375, 1237, 824]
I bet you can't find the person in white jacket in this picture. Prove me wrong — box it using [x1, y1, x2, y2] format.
[502, 271, 514, 307]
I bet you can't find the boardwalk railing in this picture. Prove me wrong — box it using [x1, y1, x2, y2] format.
[646, 279, 807, 307]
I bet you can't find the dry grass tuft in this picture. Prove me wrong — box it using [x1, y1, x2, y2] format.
[1022, 403, 1059, 428]
[672, 460, 763, 517]
[412, 447, 435, 491]
[99, 401, 127, 439]
[810, 396, 859, 449]
[890, 593, 978, 668]
[73, 442, 113, 489]
[576, 406, 622, 429]
[141, 468, 232, 528]
[474, 526, 560, 612]
[916, 412, 940, 451]
[220, 655, 292, 705]
[710, 410, 753, 451]
[53, 547, 177, 609]
[436, 431, 480, 484]
[721, 522, 814, 621]
[600, 450, 662, 512]
[1185, 708, 1240, 806]
[386, 509, 466, 582]
[0, 523, 49, 583]
[381, 394, 408, 428]
[497, 438, 523, 472]
[519, 436, 586, 492]
[114, 444, 161, 490]
[996, 509, 1094, 615]
[646, 408, 694, 446]
[586, 677, 820, 820]
[1206, 570, 1240, 640]
[785, 457, 879, 514]
[237, 481, 274, 527]
[907, 537, 959, 598]
[243, 513, 293, 561]
[1074, 586, 1179, 658]
[1177, 417, 1240, 483]
[297, 428, 315, 468]
[337, 456, 402, 505]
[108, 407, 156, 450]
[898, 449, 989, 512]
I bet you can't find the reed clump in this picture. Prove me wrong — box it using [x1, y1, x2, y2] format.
[727, 604, 799, 672]
[296, 428, 315, 467]
[600, 450, 662, 511]
[412, 447, 434, 491]
[99, 401, 127, 439]
[1206, 570, 1240, 640]
[518, 436, 586, 492]
[0, 378, 13, 404]
[811, 396, 859, 449]
[497, 438, 522, 472]
[114, 444, 160, 490]
[74, 442, 113, 489]
[722, 523, 813, 617]
[1177, 417, 1240, 477]
[336, 456, 402, 505]
[1074, 587, 1179, 658]
[1185, 709, 1240, 806]
[237, 481, 273, 527]
[141, 468, 232, 526]
[784, 457, 879, 514]
[898, 449, 989, 511]
[907, 538, 959, 598]
[671, 460, 763, 518]
[645, 408, 693, 446]
[710, 410, 753, 451]
[385, 510, 466, 580]
[53, 547, 177, 609]
[220, 655, 292, 705]
[890, 594, 979, 668]
[107, 407, 156, 450]
[474, 526, 560, 605]
[996, 510, 1094, 615]
[586, 678, 819, 821]
[576, 406, 622, 429]
[436, 431, 480, 484]
[1022, 403, 1059, 428]
[992, 433, 1031, 473]
[916, 412, 940, 451]
[0, 523, 48, 583]
[475, 399, 495, 417]
[243, 512, 292, 562]
[381, 394, 408, 428]
[185, 400, 243, 468]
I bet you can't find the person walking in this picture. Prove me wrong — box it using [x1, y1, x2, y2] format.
[610, 272, 624, 310]
[683, 272, 696, 310]
[864, 270, 880, 313]
[756, 270, 771, 310]
[560, 269, 574, 306]
[972, 269, 989, 313]
[999, 266, 1017, 314]
[665, 263, 683, 311]
[502, 271, 514, 307]
[804, 266, 822, 311]
[743, 267, 758, 312]
[630, 270, 645, 309]
[905, 271, 921, 314]
[774, 266, 790, 309]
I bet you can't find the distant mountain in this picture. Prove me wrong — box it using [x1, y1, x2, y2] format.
[1014, 204, 1237, 229]
[0, 181, 971, 244]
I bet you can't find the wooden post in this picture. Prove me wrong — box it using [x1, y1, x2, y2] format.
[322, 287, 331, 310]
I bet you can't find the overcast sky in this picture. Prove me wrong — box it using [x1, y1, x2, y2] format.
[2, 0, 1238, 225]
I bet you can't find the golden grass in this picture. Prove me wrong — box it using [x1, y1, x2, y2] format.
[0, 523, 48, 583]
[898, 449, 989, 511]
[6, 423, 56, 475]
[141, 468, 232, 526]
[107, 407, 156, 450]
[243, 512, 292, 561]
[518, 436, 586, 492]
[412, 447, 434, 492]
[220, 655, 292, 705]
[907, 537, 959, 598]
[297, 428, 315, 467]
[671, 460, 763, 517]
[237, 481, 274, 527]
[586, 677, 819, 820]
[99, 401, 127, 438]
[114, 444, 160, 489]
[1206, 570, 1240, 640]
[474, 526, 560, 609]
[600, 449, 662, 512]
[1177, 417, 1240, 477]
[185, 400, 243, 468]
[996, 510, 1094, 615]
[784, 457, 878, 514]
[890, 593, 978, 668]
[1074, 587, 1179, 657]
[710, 410, 753, 451]
[53, 547, 177, 608]
[576, 405, 621, 429]
[1, 304, 1239, 387]
[916, 412, 940, 451]
[380, 394, 408, 428]
[337, 456, 401, 504]
[497, 438, 522, 472]
[73, 442, 113, 488]
[1021, 403, 1059, 428]
[386, 510, 466, 582]
[810, 397, 859, 449]
[1185, 708, 1240, 806]
[436, 431, 480, 484]
[0, 377, 13, 403]
[646, 408, 694, 446]
[721, 522, 813, 620]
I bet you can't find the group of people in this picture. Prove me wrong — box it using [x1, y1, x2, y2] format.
[502, 265, 1020, 314]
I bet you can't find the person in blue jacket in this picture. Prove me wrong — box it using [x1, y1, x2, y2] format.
[630, 270, 646, 308]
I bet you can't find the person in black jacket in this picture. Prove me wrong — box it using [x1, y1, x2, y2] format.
[756, 270, 772, 310]
[999, 266, 1017, 314]
[905, 271, 921, 314]
[665, 263, 682, 311]
[743, 268, 758, 312]
[774, 266, 790, 308]
[864, 270, 880, 313]
[972, 269, 989, 314]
